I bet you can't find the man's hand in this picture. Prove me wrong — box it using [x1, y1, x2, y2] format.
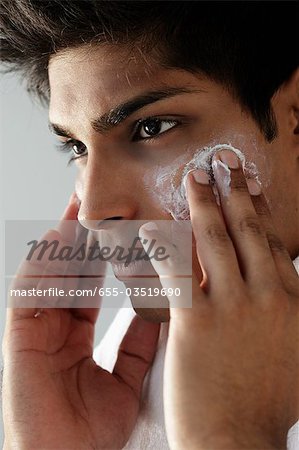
[2, 194, 160, 450]
[140, 149, 299, 450]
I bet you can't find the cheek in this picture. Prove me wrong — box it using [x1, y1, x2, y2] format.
[143, 141, 264, 221]
[143, 153, 191, 220]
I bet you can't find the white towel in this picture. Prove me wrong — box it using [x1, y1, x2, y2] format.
[93, 256, 299, 449]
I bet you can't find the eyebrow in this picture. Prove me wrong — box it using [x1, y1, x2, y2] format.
[49, 86, 202, 138]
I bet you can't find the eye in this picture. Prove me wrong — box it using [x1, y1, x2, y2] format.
[56, 139, 87, 164]
[133, 118, 179, 141]
[71, 141, 87, 156]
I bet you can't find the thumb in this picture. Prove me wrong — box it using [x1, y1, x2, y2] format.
[113, 315, 160, 398]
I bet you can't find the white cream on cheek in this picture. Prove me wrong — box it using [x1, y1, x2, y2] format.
[144, 143, 261, 221]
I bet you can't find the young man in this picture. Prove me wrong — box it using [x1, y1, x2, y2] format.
[1, 2, 299, 449]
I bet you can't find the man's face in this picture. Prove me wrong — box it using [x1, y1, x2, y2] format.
[48, 45, 298, 321]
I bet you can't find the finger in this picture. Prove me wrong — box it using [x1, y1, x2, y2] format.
[139, 223, 204, 320]
[212, 149, 279, 287]
[72, 231, 107, 323]
[251, 192, 299, 294]
[7, 228, 62, 320]
[186, 169, 242, 292]
[38, 217, 105, 322]
[41, 199, 79, 307]
[7, 194, 80, 320]
[37, 225, 88, 306]
[35, 193, 83, 307]
[71, 256, 108, 325]
[57, 192, 80, 241]
[18, 192, 79, 281]
[113, 315, 160, 398]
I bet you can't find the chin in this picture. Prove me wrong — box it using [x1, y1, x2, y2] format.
[133, 307, 170, 323]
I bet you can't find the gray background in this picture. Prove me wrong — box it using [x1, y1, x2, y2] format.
[0, 72, 120, 446]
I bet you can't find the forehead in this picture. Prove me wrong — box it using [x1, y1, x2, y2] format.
[49, 45, 152, 99]
[49, 46, 159, 116]
[48, 45, 206, 120]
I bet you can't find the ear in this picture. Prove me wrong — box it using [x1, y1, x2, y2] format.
[294, 106, 299, 135]
[290, 68, 299, 135]
[283, 67, 299, 136]
[272, 67, 299, 147]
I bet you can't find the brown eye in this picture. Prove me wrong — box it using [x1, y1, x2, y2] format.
[72, 142, 87, 156]
[134, 118, 178, 141]
[142, 119, 162, 136]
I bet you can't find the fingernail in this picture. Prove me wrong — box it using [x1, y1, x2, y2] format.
[140, 222, 158, 232]
[212, 159, 231, 197]
[182, 170, 193, 199]
[247, 178, 262, 196]
[192, 169, 210, 185]
[217, 150, 240, 169]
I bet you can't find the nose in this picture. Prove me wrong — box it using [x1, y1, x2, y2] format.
[77, 155, 138, 231]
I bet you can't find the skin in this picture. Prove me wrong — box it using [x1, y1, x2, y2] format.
[140, 161, 299, 449]
[2, 45, 299, 449]
[48, 46, 299, 321]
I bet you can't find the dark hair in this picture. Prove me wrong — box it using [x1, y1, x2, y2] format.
[0, 1, 298, 141]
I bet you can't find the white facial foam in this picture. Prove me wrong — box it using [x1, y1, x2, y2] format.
[144, 143, 260, 220]
[211, 159, 232, 198]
